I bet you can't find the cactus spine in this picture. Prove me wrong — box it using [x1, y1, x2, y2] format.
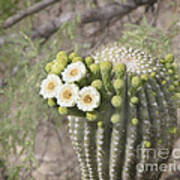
[40, 43, 179, 180]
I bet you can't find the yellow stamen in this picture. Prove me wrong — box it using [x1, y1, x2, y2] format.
[83, 94, 93, 104]
[63, 89, 72, 100]
[70, 69, 78, 76]
[47, 82, 56, 90]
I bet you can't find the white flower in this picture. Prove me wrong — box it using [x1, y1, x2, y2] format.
[56, 84, 79, 107]
[40, 74, 62, 99]
[77, 86, 101, 112]
[62, 61, 86, 83]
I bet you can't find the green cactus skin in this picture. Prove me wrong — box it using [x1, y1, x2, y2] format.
[41, 43, 179, 180]
[84, 121, 98, 179]
[68, 117, 90, 179]
[121, 102, 138, 179]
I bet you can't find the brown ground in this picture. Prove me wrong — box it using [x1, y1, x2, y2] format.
[33, 120, 80, 180]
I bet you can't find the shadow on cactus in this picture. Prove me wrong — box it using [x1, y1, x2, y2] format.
[39, 42, 179, 180]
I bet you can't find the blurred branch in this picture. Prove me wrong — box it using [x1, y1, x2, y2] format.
[3, 0, 60, 29]
[32, 0, 157, 39]
[151, 0, 161, 26]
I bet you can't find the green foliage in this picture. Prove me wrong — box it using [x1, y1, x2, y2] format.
[0, 0, 20, 21]
[0, 32, 62, 179]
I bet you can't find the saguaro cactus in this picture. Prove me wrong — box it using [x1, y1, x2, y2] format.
[40, 42, 179, 180]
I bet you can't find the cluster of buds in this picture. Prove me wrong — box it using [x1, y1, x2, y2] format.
[40, 42, 179, 180]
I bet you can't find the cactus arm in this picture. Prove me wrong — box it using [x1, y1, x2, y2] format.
[68, 116, 76, 149]
[109, 122, 126, 180]
[84, 121, 99, 180]
[144, 83, 161, 147]
[96, 120, 110, 180]
[122, 95, 139, 179]
[109, 73, 127, 180]
[156, 76, 177, 137]
[68, 116, 90, 180]
[143, 82, 165, 179]
[149, 79, 172, 148]
[136, 89, 153, 180]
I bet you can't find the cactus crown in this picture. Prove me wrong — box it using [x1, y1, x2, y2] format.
[40, 42, 179, 180]
[41, 42, 179, 116]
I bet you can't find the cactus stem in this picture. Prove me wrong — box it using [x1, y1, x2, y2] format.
[68, 117, 90, 180]
[122, 100, 139, 179]
[110, 74, 128, 180]
[135, 89, 153, 180]
[97, 120, 110, 180]
[84, 121, 98, 179]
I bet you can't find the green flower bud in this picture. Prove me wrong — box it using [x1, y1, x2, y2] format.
[56, 56, 68, 66]
[141, 74, 148, 81]
[145, 141, 152, 148]
[130, 96, 139, 105]
[167, 77, 170, 81]
[113, 79, 124, 92]
[168, 127, 177, 134]
[56, 51, 68, 60]
[131, 118, 139, 125]
[97, 121, 104, 128]
[72, 57, 83, 63]
[111, 96, 123, 108]
[152, 92, 157, 97]
[162, 80, 167, 85]
[58, 107, 68, 115]
[114, 63, 126, 78]
[165, 63, 172, 69]
[150, 72, 156, 78]
[131, 76, 141, 88]
[85, 56, 94, 66]
[48, 98, 56, 107]
[100, 61, 112, 72]
[69, 52, 79, 60]
[173, 81, 179, 87]
[168, 85, 175, 92]
[91, 79, 103, 90]
[98, 121, 103, 128]
[90, 63, 100, 75]
[160, 59, 166, 64]
[174, 75, 179, 80]
[86, 111, 99, 121]
[51, 63, 65, 75]
[111, 114, 120, 124]
[165, 53, 174, 63]
[174, 93, 180, 99]
[172, 63, 178, 72]
[45, 62, 53, 72]
[168, 69, 174, 75]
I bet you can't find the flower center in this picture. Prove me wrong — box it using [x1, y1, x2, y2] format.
[63, 90, 72, 100]
[83, 94, 93, 104]
[70, 69, 78, 76]
[47, 82, 56, 90]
